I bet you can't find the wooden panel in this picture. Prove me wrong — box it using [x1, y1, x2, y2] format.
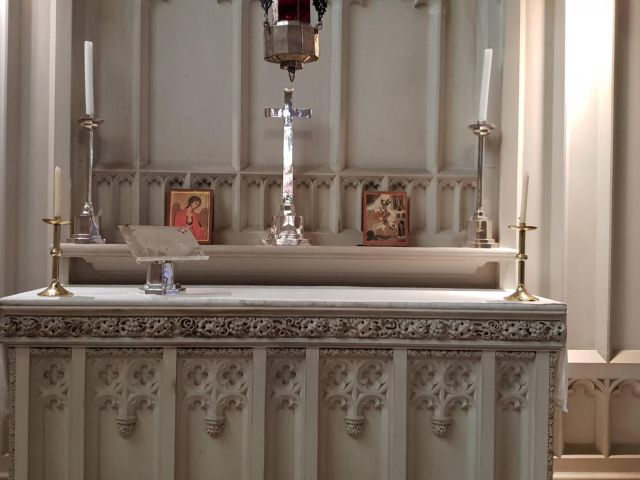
[175, 349, 252, 480]
[407, 351, 479, 480]
[148, 0, 234, 169]
[85, 351, 161, 480]
[441, 0, 478, 171]
[318, 351, 391, 480]
[29, 351, 70, 480]
[346, 1, 427, 169]
[90, 0, 136, 168]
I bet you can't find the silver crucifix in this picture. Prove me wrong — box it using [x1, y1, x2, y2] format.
[263, 88, 312, 246]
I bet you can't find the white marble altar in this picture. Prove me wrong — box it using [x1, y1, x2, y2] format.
[0, 286, 566, 480]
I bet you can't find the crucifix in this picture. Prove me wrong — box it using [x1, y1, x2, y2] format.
[263, 87, 312, 245]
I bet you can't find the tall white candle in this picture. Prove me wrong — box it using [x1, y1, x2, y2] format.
[84, 41, 94, 116]
[518, 172, 529, 224]
[54, 166, 62, 218]
[478, 48, 493, 122]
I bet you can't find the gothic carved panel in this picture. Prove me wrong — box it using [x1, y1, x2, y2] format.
[181, 352, 250, 438]
[410, 351, 478, 435]
[268, 350, 304, 410]
[92, 354, 161, 438]
[497, 354, 534, 411]
[321, 350, 390, 437]
[31, 349, 71, 410]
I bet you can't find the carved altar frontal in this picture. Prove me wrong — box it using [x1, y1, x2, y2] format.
[0, 286, 566, 480]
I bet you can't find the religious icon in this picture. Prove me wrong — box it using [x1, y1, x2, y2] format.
[166, 189, 213, 245]
[362, 191, 409, 247]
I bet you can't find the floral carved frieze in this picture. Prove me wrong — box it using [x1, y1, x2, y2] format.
[0, 315, 566, 343]
[322, 355, 390, 437]
[92, 356, 160, 438]
[33, 357, 70, 410]
[410, 353, 478, 436]
[182, 357, 250, 438]
[497, 359, 531, 411]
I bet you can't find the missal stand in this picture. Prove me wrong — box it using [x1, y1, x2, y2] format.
[119, 225, 209, 295]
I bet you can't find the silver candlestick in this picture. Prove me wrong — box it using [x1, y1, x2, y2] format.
[466, 120, 498, 248]
[70, 115, 105, 244]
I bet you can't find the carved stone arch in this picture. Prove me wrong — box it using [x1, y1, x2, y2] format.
[94, 172, 114, 186]
[264, 176, 282, 188]
[191, 175, 214, 189]
[438, 178, 458, 190]
[243, 176, 263, 188]
[609, 378, 640, 398]
[313, 176, 333, 188]
[568, 378, 606, 397]
[142, 174, 165, 186]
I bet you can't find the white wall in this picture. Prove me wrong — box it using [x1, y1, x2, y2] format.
[1, 0, 640, 477]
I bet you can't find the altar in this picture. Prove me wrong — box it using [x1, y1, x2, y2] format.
[0, 286, 565, 480]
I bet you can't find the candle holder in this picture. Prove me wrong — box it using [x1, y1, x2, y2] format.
[69, 114, 105, 244]
[38, 217, 73, 297]
[466, 121, 498, 248]
[504, 223, 538, 302]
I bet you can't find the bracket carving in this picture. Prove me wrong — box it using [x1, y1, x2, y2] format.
[410, 354, 477, 435]
[93, 357, 160, 438]
[322, 356, 389, 437]
[182, 358, 250, 438]
[269, 356, 304, 409]
[497, 359, 530, 411]
[34, 358, 70, 410]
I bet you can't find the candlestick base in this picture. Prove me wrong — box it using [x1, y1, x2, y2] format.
[263, 214, 311, 246]
[504, 284, 538, 302]
[38, 279, 74, 298]
[69, 207, 105, 244]
[465, 215, 498, 248]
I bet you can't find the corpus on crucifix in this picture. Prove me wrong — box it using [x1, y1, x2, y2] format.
[263, 87, 312, 246]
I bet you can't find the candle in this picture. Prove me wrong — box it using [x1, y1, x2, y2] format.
[84, 41, 94, 116]
[518, 172, 529, 224]
[54, 166, 61, 218]
[478, 48, 493, 122]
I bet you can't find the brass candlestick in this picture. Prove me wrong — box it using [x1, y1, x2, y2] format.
[466, 121, 498, 248]
[38, 217, 73, 297]
[504, 223, 538, 302]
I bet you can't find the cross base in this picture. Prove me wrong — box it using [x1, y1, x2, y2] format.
[263, 214, 310, 246]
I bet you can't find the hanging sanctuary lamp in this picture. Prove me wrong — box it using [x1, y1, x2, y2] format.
[261, 0, 328, 81]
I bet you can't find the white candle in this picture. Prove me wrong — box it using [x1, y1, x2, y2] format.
[478, 48, 493, 122]
[54, 166, 61, 218]
[518, 172, 529, 224]
[84, 41, 94, 116]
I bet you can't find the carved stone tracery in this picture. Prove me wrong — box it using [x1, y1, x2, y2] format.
[269, 356, 304, 410]
[410, 352, 477, 435]
[182, 356, 250, 438]
[497, 359, 531, 411]
[93, 356, 160, 438]
[322, 354, 390, 437]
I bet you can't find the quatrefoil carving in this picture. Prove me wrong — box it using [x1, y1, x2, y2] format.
[411, 357, 477, 436]
[183, 359, 249, 438]
[94, 358, 160, 438]
[323, 358, 389, 437]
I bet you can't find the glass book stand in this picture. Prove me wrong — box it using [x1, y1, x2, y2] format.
[119, 225, 209, 295]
